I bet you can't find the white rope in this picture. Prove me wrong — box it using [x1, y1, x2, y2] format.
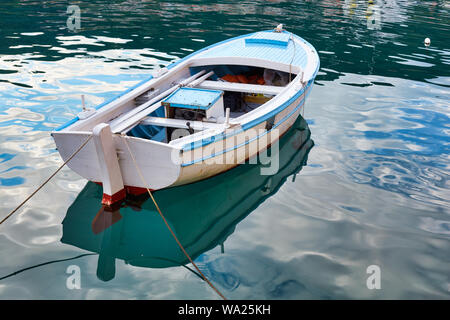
[120, 134, 227, 300]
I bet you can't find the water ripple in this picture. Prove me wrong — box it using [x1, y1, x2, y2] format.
[0, 0, 449, 299]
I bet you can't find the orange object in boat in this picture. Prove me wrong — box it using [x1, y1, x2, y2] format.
[256, 76, 265, 85]
[222, 74, 239, 82]
[236, 74, 248, 83]
[248, 74, 258, 84]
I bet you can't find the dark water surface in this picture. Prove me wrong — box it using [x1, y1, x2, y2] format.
[0, 0, 449, 299]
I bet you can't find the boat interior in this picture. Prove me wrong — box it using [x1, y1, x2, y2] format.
[132, 65, 294, 144]
[71, 63, 296, 145]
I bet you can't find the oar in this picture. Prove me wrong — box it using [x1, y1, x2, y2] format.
[110, 70, 207, 132]
[112, 71, 214, 134]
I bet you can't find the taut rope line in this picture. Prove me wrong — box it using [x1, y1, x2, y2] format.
[121, 134, 227, 300]
[0, 135, 93, 226]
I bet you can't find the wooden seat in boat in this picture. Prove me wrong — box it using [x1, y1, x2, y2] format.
[196, 80, 285, 96]
[140, 116, 223, 130]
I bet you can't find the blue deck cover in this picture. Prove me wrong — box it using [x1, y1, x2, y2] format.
[197, 31, 309, 70]
[245, 31, 291, 47]
[162, 87, 223, 110]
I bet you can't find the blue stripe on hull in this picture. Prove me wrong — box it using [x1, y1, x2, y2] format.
[181, 79, 315, 153]
[180, 83, 314, 167]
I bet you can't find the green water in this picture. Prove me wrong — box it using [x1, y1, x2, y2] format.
[0, 1, 449, 299]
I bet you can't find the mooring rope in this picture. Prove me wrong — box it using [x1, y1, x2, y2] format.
[0, 135, 93, 226]
[0, 252, 204, 282]
[0, 253, 97, 281]
[121, 134, 227, 300]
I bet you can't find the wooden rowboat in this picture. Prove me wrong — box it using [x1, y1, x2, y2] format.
[51, 26, 320, 205]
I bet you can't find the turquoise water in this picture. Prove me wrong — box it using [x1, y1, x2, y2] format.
[0, 1, 449, 299]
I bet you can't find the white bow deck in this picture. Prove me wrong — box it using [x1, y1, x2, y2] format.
[190, 31, 317, 76]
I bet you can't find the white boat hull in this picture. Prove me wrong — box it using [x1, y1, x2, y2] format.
[51, 29, 319, 203]
[175, 84, 312, 186]
[52, 132, 181, 190]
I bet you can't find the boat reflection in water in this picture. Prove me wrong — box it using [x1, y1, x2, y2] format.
[61, 116, 314, 282]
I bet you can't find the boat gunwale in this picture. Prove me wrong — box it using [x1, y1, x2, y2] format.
[179, 81, 314, 167]
[175, 80, 312, 154]
[170, 38, 320, 151]
[52, 30, 319, 134]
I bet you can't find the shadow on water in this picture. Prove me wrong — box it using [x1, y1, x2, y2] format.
[61, 116, 314, 282]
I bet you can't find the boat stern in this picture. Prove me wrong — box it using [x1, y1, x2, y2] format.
[52, 126, 182, 205]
